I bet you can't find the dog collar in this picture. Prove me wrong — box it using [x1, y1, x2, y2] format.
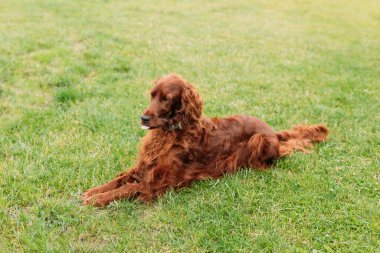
[168, 122, 182, 131]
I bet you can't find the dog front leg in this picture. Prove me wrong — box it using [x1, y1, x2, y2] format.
[82, 168, 139, 202]
[83, 183, 143, 207]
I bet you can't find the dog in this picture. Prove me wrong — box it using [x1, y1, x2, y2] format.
[82, 74, 328, 207]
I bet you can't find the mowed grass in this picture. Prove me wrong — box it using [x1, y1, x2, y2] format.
[0, 0, 379, 251]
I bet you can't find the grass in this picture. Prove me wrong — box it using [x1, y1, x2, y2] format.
[0, 0, 379, 252]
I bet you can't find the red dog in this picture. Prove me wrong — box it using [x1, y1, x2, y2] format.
[83, 74, 328, 207]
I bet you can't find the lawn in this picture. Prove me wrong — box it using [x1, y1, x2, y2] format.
[0, 0, 379, 252]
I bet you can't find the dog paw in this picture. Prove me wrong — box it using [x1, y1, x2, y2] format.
[81, 190, 93, 201]
[81, 188, 101, 201]
[83, 193, 110, 207]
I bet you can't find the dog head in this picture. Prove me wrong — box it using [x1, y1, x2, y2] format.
[141, 74, 203, 131]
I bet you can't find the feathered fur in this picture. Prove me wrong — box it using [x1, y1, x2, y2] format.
[82, 74, 329, 207]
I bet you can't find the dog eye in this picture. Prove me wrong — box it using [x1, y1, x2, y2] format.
[161, 96, 168, 102]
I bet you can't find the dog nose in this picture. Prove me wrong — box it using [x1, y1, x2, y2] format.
[141, 115, 152, 122]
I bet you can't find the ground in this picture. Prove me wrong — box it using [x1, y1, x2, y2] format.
[0, 0, 379, 252]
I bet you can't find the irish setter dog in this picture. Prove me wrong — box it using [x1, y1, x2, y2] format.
[82, 74, 328, 207]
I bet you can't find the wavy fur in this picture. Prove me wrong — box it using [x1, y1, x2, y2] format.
[82, 74, 329, 206]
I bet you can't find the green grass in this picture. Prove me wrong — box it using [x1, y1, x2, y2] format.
[0, 0, 379, 252]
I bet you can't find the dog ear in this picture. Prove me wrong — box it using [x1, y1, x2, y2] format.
[178, 83, 203, 124]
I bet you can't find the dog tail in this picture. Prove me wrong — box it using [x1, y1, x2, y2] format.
[276, 124, 329, 157]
